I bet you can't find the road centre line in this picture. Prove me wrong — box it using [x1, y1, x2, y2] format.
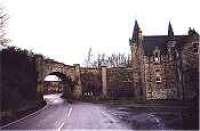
[67, 107, 73, 118]
[57, 122, 65, 131]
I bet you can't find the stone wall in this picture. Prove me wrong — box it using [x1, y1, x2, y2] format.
[106, 67, 134, 98]
[130, 38, 146, 99]
[181, 40, 199, 100]
[144, 55, 178, 99]
[80, 67, 102, 96]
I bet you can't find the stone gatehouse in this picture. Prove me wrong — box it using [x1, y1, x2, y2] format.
[82, 21, 199, 100]
[129, 20, 199, 100]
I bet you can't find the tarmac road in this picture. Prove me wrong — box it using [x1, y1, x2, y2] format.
[2, 93, 191, 130]
[2, 94, 130, 130]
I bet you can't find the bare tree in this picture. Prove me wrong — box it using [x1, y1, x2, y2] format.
[107, 53, 128, 67]
[83, 47, 129, 67]
[0, 6, 9, 46]
[84, 47, 94, 67]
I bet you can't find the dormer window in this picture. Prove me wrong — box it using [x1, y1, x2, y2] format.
[153, 48, 160, 63]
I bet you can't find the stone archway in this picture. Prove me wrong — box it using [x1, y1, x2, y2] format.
[34, 56, 82, 99]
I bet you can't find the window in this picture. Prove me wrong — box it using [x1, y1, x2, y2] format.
[155, 69, 160, 72]
[155, 57, 159, 63]
[156, 77, 161, 83]
[156, 74, 161, 83]
[155, 52, 158, 57]
[153, 47, 160, 63]
[193, 42, 199, 53]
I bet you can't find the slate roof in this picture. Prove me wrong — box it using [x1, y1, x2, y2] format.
[142, 35, 195, 56]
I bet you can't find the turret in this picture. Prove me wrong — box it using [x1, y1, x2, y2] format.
[129, 20, 143, 64]
[130, 20, 143, 45]
[129, 20, 144, 99]
[168, 22, 175, 41]
[167, 22, 176, 47]
[167, 22, 176, 60]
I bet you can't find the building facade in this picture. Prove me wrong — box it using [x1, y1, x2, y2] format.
[129, 21, 199, 99]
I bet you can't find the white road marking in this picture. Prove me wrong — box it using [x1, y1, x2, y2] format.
[56, 106, 72, 130]
[57, 122, 65, 131]
[67, 107, 73, 117]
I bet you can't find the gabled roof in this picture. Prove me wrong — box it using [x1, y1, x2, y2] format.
[143, 35, 168, 56]
[143, 35, 194, 56]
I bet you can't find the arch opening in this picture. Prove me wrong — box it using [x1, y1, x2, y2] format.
[43, 72, 74, 98]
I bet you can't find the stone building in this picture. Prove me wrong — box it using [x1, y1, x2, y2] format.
[129, 21, 199, 100]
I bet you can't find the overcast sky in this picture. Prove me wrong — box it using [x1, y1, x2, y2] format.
[2, 0, 200, 66]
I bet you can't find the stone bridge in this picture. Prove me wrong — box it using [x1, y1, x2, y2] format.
[35, 56, 82, 99]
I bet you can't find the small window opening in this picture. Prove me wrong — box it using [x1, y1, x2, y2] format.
[156, 76, 161, 83]
[193, 42, 199, 53]
[155, 69, 160, 72]
[154, 47, 160, 63]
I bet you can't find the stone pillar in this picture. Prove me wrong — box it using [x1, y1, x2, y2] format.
[102, 66, 107, 97]
[73, 64, 82, 99]
[34, 55, 45, 100]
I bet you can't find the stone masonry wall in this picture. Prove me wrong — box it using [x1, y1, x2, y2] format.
[181, 41, 199, 99]
[106, 67, 134, 98]
[80, 68, 102, 96]
[144, 54, 178, 99]
[130, 42, 145, 99]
